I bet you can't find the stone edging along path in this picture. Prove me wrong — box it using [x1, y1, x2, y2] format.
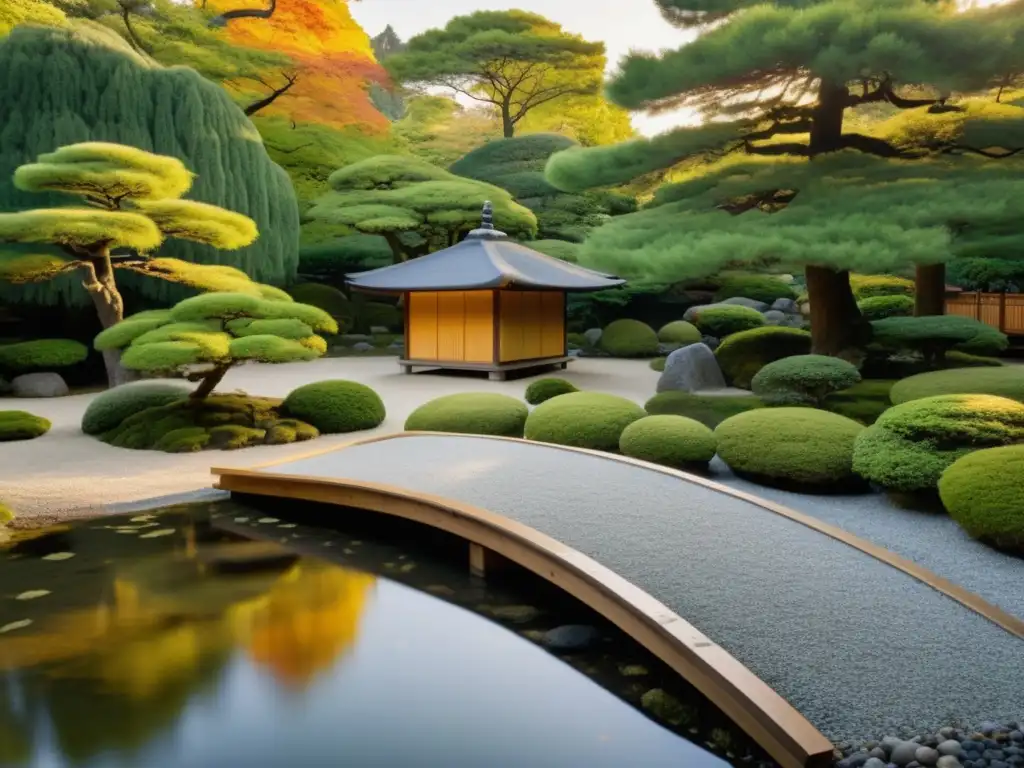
[212, 432, 1024, 754]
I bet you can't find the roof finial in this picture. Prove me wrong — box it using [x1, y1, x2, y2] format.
[480, 200, 494, 230]
[465, 199, 507, 241]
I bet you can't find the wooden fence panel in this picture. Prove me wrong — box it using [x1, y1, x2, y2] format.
[944, 292, 1024, 336]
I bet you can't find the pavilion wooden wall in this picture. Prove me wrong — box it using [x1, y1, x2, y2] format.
[498, 291, 564, 362]
[406, 291, 494, 362]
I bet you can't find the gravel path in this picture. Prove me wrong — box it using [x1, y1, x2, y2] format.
[710, 460, 1024, 621]
[253, 434, 1024, 743]
[0, 357, 659, 523]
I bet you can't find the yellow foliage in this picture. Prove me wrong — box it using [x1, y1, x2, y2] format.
[0, 0, 67, 37]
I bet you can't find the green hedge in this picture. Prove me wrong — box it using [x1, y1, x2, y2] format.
[716, 408, 865, 489]
[852, 394, 1024, 493]
[288, 283, 352, 326]
[524, 377, 579, 405]
[691, 305, 765, 338]
[713, 275, 796, 304]
[524, 391, 645, 451]
[850, 274, 915, 301]
[890, 367, 1024, 405]
[81, 382, 192, 435]
[0, 339, 88, 372]
[599, 319, 659, 357]
[0, 410, 51, 441]
[714, 326, 812, 389]
[872, 315, 1008, 362]
[751, 355, 862, 406]
[657, 320, 701, 346]
[939, 445, 1024, 553]
[856, 295, 914, 321]
[283, 380, 386, 433]
[405, 393, 528, 437]
[619, 415, 717, 470]
[644, 391, 764, 428]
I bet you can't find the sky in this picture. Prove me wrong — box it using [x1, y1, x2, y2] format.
[347, 0, 699, 136]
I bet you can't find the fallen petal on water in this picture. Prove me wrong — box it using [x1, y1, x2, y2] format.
[42, 552, 75, 561]
[130, 515, 155, 522]
[277, 523, 296, 529]
[257, 517, 280, 524]
[15, 590, 50, 601]
[139, 529, 175, 539]
[0, 620, 32, 633]
[234, 517, 250, 523]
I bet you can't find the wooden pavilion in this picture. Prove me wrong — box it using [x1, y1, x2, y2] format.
[346, 202, 625, 379]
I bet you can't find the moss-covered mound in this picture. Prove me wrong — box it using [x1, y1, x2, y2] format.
[0, 339, 88, 371]
[939, 445, 1024, 553]
[713, 275, 796, 304]
[81, 381, 192, 435]
[856, 294, 914, 321]
[524, 377, 579, 405]
[644, 390, 765, 428]
[715, 408, 865, 490]
[0, 410, 51, 441]
[890, 367, 1024, 405]
[405, 393, 528, 437]
[0, 502, 13, 525]
[525, 391, 646, 451]
[656, 320, 701, 346]
[99, 395, 321, 452]
[872, 315, 1008, 360]
[691, 305, 765, 338]
[752, 355, 862, 406]
[714, 326, 812, 389]
[283, 380, 386, 434]
[650, 357, 667, 372]
[619, 415, 717, 470]
[599, 319, 659, 358]
[852, 394, 1024, 493]
[850, 274, 915, 301]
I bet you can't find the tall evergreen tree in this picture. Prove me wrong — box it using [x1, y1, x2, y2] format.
[546, 0, 1024, 355]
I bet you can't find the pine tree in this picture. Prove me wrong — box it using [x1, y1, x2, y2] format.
[0, 142, 280, 385]
[545, 0, 1024, 355]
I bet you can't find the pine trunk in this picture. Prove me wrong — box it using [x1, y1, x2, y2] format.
[805, 266, 865, 356]
[81, 254, 134, 388]
[501, 104, 515, 138]
[914, 263, 946, 316]
[190, 364, 230, 400]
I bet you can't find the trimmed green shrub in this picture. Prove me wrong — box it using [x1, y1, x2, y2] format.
[524, 377, 579, 405]
[751, 355, 862, 406]
[650, 357, 667, 372]
[940, 445, 1024, 553]
[100, 395, 319, 452]
[715, 408, 865, 489]
[524, 391, 646, 451]
[0, 410, 51, 441]
[856, 295, 914, 321]
[850, 274, 915, 301]
[691, 306, 765, 338]
[405, 393, 528, 437]
[567, 332, 589, 348]
[354, 300, 402, 332]
[0, 502, 13, 525]
[822, 380, 895, 425]
[0, 339, 88, 372]
[945, 351, 1005, 368]
[852, 394, 1024, 493]
[599, 319, 659, 357]
[714, 326, 812, 389]
[283, 380, 386, 434]
[81, 381, 191, 435]
[954, 323, 1010, 357]
[644, 390, 765, 428]
[713, 275, 796, 304]
[288, 283, 352, 327]
[657, 320, 701, 346]
[871, 315, 1006, 364]
[890, 367, 1024, 405]
[619, 415, 717, 470]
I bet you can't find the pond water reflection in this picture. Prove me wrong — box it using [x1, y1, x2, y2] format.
[0, 507, 728, 768]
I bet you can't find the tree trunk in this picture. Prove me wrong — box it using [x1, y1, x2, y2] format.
[914, 263, 947, 316]
[382, 232, 408, 264]
[80, 255, 135, 388]
[190, 364, 230, 400]
[500, 103, 515, 138]
[805, 266, 866, 356]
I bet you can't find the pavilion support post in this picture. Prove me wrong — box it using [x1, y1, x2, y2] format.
[469, 542, 513, 578]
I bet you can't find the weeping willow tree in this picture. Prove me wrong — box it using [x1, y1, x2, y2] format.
[0, 21, 300, 308]
[546, 0, 1024, 356]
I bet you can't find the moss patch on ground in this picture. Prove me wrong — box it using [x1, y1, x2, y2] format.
[99, 394, 320, 452]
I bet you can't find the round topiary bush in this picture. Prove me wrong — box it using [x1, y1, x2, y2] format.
[871, 315, 1006, 364]
[751, 355, 862, 406]
[713, 275, 797, 304]
[283, 380, 386, 434]
[404, 393, 528, 437]
[355, 301, 401, 331]
[0, 410, 51, 441]
[524, 391, 646, 451]
[856, 294, 915, 321]
[619, 415, 717, 470]
[939, 445, 1024, 553]
[849, 273, 915, 301]
[81, 381, 192, 435]
[890, 366, 1023, 405]
[715, 408, 865, 489]
[599, 319, 659, 357]
[649, 357, 666, 372]
[656, 320, 701, 346]
[714, 326, 812, 389]
[954, 323, 1009, 357]
[524, 377, 579, 405]
[852, 394, 1024, 494]
[0, 339, 89, 372]
[691, 306, 765, 338]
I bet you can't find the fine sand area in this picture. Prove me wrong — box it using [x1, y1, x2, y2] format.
[0, 357, 660, 524]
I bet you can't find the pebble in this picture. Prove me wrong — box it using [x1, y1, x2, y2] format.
[917, 748, 940, 766]
[864, 759, 887, 768]
[940, 742, 965, 757]
[893, 743, 922, 766]
[1011, 734, 1024, 744]
[539, 624, 601, 651]
[871, 748, 889, 760]
[936, 758, 962, 768]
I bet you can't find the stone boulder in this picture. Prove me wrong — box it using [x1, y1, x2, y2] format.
[771, 298, 799, 314]
[700, 334, 720, 351]
[351, 342, 374, 352]
[11, 372, 69, 398]
[719, 296, 770, 312]
[762, 310, 788, 326]
[583, 327, 603, 346]
[656, 343, 727, 393]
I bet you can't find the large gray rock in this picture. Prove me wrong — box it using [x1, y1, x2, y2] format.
[720, 296, 770, 312]
[11, 372, 68, 398]
[583, 327, 602, 346]
[771, 298, 799, 314]
[763, 310, 788, 325]
[351, 342, 374, 352]
[656, 343, 726, 393]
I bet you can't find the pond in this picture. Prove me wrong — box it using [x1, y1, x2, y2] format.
[0, 502, 765, 768]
